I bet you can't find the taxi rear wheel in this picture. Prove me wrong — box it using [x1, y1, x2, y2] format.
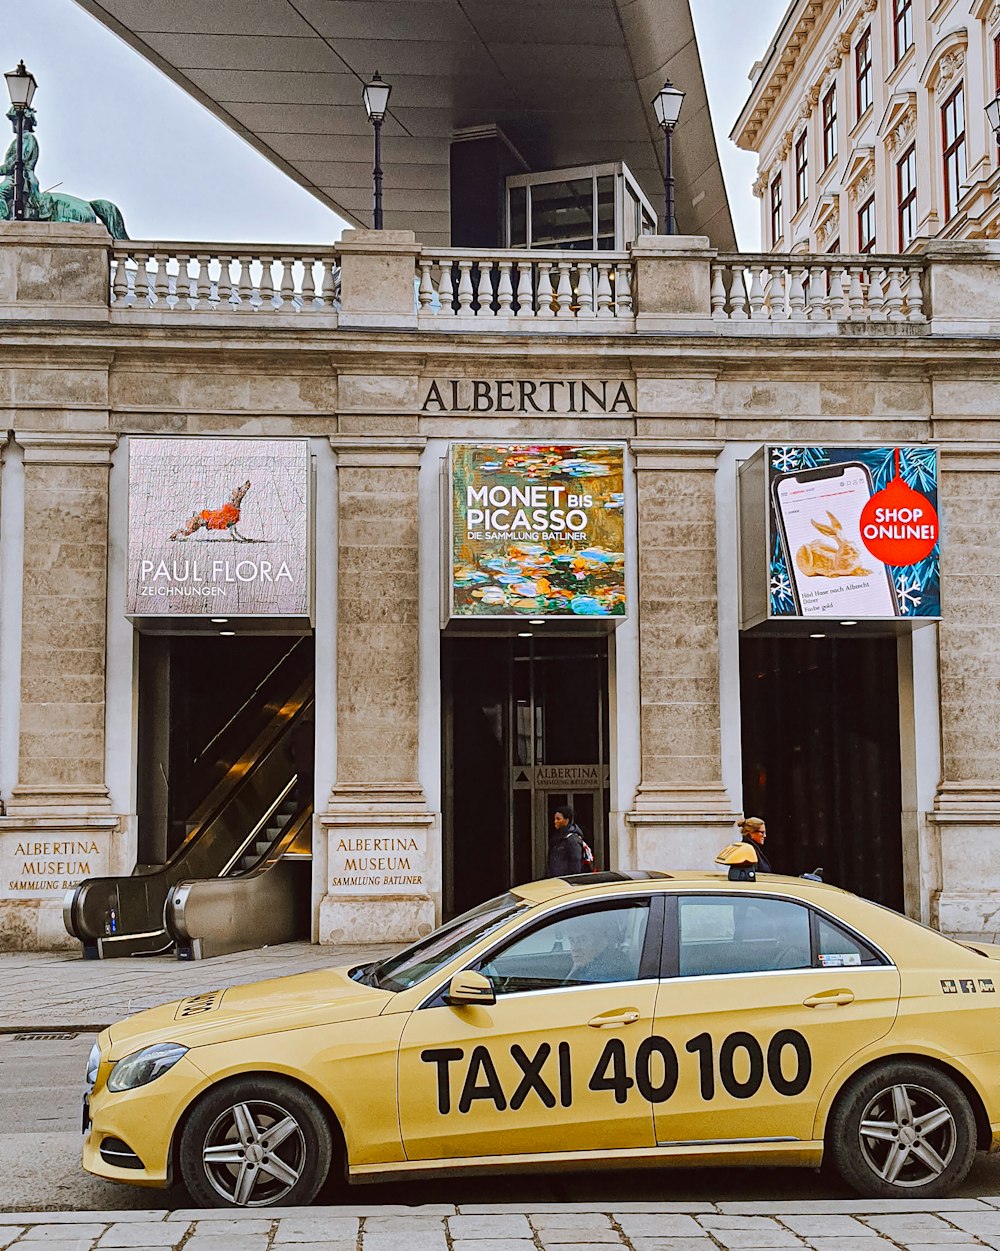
[828, 1061, 976, 1198]
[179, 1076, 333, 1208]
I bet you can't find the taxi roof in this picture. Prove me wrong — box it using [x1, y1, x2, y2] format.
[512, 870, 849, 905]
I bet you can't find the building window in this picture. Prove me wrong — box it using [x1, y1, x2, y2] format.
[858, 195, 876, 253]
[770, 174, 784, 245]
[942, 84, 966, 224]
[897, 144, 917, 250]
[822, 86, 838, 169]
[795, 132, 809, 209]
[893, 0, 913, 64]
[827, 236, 841, 253]
[856, 29, 873, 118]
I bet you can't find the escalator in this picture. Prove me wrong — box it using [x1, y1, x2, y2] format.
[64, 638, 314, 959]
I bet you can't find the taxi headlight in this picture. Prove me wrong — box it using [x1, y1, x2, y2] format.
[107, 1042, 188, 1092]
[85, 1041, 100, 1092]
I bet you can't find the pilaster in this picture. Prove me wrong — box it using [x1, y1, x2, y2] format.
[930, 444, 1000, 939]
[626, 441, 737, 870]
[318, 435, 438, 943]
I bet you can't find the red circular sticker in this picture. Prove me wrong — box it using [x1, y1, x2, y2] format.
[859, 451, 938, 567]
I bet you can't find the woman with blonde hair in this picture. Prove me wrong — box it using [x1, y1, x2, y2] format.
[737, 815, 771, 873]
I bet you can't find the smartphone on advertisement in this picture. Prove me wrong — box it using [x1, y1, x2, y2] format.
[772, 462, 900, 617]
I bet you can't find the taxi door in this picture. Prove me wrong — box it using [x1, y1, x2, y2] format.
[650, 893, 900, 1145]
[397, 897, 661, 1161]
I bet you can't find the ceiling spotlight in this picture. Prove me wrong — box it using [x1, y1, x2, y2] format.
[840, 620, 858, 627]
[220, 630, 236, 636]
[211, 618, 228, 623]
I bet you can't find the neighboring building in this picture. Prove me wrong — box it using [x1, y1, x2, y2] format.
[732, 0, 1000, 252]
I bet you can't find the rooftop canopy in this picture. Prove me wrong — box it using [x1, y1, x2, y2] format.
[74, 0, 735, 248]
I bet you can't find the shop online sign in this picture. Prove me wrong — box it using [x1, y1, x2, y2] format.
[127, 438, 311, 618]
[450, 443, 626, 619]
[768, 445, 940, 620]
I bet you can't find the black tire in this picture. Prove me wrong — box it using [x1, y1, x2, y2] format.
[828, 1061, 976, 1198]
[179, 1076, 333, 1209]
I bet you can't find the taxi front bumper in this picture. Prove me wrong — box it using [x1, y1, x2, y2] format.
[82, 1054, 209, 1187]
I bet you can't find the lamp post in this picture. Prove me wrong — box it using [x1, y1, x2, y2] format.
[652, 79, 685, 234]
[362, 71, 391, 230]
[987, 93, 1000, 143]
[4, 60, 37, 221]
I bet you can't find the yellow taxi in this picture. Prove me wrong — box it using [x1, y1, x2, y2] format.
[82, 870, 1000, 1208]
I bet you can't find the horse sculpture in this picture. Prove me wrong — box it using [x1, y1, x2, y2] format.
[0, 107, 127, 239]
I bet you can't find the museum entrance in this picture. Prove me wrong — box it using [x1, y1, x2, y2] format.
[442, 635, 610, 917]
[739, 635, 903, 908]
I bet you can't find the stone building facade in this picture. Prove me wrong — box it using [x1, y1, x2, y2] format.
[733, 0, 1000, 252]
[1, 222, 999, 952]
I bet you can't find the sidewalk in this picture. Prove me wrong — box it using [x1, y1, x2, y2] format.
[0, 942, 393, 1032]
[5, 1200, 1000, 1251]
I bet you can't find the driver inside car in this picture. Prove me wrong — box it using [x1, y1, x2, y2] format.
[562, 911, 634, 984]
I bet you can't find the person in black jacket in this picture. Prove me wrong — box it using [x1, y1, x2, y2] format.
[547, 805, 585, 877]
[738, 815, 772, 873]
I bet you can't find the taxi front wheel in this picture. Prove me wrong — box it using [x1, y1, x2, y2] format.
[179, 1076, 333, 1208]
[828, 1061, 976, 1198]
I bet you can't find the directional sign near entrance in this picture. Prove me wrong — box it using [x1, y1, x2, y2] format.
[513, 765, 611, 788]
[449, 443, 627, 619]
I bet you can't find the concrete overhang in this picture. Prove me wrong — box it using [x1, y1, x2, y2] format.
[73, 0, 735, 248]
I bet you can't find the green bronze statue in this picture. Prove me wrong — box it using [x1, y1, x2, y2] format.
[0, 106, 128, 238]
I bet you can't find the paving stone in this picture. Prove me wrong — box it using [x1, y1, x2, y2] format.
[184, 1222, 271, 1238]
[363, 1234, 449, 1251]
[904, 1246, 992, 1251]
[97, 1225, 188, 1248]
[364, 1219, 448, 1233]
[537, 1231, 622, 1245]
[459, 1206, 715, 1216]
[778, 1221, 874, 1238]
[863, 1217, 973, 1240]
[183, 1237, 270, 1251]
[617, 1216, 705, 1238]
[449, 1218, 533, 1240]
[980, 1202, 1000, 1211]
[944, 1217, 1000, 1235]
[0, 1232, 25, 1251]
[4, 1216, 166, 1226]
[797, 1240, 885, 1251]
[532, 1216, 613, 1231]
[22, 1228, 108, 1242]
[718, 1205, 987, 1216]
[452, 1242, 535, 1251]
[701, 1220, 793, 1232]
[701, 1235, 804, 1249]
[629, 1240, 717, 1251]
[274, 1218, 362, 1243]
[2, 1244, 96, 1251]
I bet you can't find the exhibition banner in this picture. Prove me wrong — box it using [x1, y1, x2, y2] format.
[768, 445, 939, 619]
[450, 443, 626, 619]
[127, 438, 311, 617]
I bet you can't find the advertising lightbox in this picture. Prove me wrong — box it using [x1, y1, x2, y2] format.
[739, 445, 940, 628]
[449, 443, 626, 620]
[127, 438, 311, 618]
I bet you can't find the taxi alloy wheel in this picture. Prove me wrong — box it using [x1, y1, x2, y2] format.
[180, 1076, 333, 1208]
[829, 1062, 976, 1199]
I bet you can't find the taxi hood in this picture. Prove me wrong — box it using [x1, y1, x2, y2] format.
[106, 965, 392, 1059]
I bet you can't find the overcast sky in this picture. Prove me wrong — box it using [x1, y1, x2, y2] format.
[1, 0, 785, 248]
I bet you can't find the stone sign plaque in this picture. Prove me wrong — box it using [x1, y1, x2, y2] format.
[328, 831, 428, 896]
[1, 830, 110, 898]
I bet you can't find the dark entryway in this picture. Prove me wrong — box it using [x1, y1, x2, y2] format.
[442, 635, 610, 917]
[739, 636, 903, 908]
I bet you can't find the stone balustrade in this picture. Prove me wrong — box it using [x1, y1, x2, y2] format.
[2, 223, 1000, 334]
[109, 243, 341, 318]
[416, 248, 634, 327]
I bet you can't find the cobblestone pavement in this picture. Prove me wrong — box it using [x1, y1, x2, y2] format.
[0, 943, 393, 1031]
[5, 1201, 1000, 1251]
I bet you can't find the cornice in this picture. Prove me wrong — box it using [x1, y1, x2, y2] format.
[919, 27, 969, 93]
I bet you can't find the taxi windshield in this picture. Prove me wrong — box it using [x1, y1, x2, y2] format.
[351, 892, 528, 992]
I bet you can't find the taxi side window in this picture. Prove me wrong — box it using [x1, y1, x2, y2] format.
[815, 914, 882, 967]
[678, 896, 811, 976]
[478, 903, 649, 995]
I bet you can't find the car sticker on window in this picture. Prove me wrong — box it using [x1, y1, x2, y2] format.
[818, 953, 862, 967]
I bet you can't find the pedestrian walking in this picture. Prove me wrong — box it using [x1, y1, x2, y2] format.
[737, 815, 772, 872]
[546, 805, 590, 876]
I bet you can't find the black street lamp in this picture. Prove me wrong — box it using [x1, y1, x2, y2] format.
[987, 93, 1000, 143]
[4, 60, 37, 221]
[652, 79, 685, 235]
[362, 71, 391, 230]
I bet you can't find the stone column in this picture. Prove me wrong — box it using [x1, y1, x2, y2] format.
[626, 442, 737, 870]
[318, 436, 438, 944]
[931, 445, 1000, 939]
[0, 431, 119, 949]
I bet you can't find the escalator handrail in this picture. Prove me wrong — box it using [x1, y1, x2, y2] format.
[65, 686, 313, 947]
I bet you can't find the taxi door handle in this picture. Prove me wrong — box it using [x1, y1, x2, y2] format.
[803, 990, 855, 1008]
[588, 1010, 640, 1028]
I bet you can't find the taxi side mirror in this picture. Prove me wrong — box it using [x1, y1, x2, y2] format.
[445, 970, 496, 1007]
